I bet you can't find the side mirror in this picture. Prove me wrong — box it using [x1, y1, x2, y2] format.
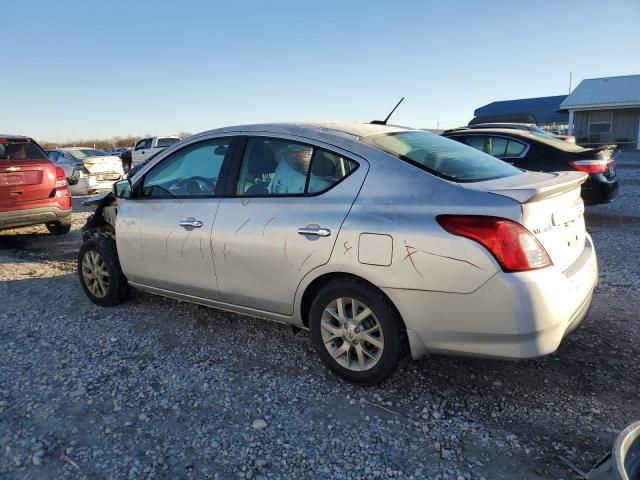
[114, 179, 132, 198]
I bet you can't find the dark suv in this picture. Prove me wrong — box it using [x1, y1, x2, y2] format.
[0, 135, 72, 234]
[442, 128, 618, 205]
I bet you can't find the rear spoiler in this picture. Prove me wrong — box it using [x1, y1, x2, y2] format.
[488, 171, 588, 203]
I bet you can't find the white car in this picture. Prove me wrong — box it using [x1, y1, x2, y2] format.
[78, 122, 598, 385]
[131, 136, 181, 168]
[47, 148, 124, 196]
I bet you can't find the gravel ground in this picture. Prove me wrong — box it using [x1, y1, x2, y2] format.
[1, 157, 639, 480]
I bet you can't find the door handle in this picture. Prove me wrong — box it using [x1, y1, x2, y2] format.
[179, 219, 203, 228]
[298, 227, 331, 237]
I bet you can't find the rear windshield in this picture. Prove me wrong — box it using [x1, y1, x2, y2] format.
[157, 137, 180, 148]
[66, 149, 106, 159]
[0, 141, 48, 160]
[364, 130, 521, 182]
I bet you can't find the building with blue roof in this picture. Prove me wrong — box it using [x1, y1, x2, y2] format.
[471, 95, 569, 129]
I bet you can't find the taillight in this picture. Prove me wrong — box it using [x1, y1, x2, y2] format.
[569, 159, 611, 174]
[436, 215, 552, 272]
[55, 166, 68, 188]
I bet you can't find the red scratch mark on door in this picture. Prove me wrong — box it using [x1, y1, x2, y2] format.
[403, 240, 423, 277]
[210, 235, 216, 258]
[343, 241, 353, 255]
[263, 217, 275, 236]
[199, 235, 204, 258]
[179, 232, 192, 258]
[235, 218, 250, 237]
[165, 232, 173, 253]
[223, 241, 228, 260]
[283, 234, 294, 266]
[298, 250, 315, 272]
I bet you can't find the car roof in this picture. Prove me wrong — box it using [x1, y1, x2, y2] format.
[201, 122, 409, 142]
[0, 134, 34, 141]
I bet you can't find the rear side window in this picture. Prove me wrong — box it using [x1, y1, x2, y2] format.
[235, 138, 358, 196]
[157, 137, 180, 148]
[365, 131, 520, 183]
[0, 141, 48, 161]
[505, 139, 526, 157]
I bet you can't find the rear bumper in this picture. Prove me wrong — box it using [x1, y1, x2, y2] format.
[581, 175, 618, 206]
[0, 206, 72, 230]
[386, 234, 598, 360]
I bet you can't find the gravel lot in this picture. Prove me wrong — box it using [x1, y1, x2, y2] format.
[1, 154, 639, 480]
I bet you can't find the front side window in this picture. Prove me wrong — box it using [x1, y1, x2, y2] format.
[135, 140, 147, 151]
[589, 112, 613, 134]
[366, 131, 520, 182]
[235, 138, 357, 196]
[140, 139, 231, 198]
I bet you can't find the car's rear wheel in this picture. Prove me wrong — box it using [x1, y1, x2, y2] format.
[45, 220, 71, 235]
[309, 278, 403, 385]
[78, 237, 130, 306]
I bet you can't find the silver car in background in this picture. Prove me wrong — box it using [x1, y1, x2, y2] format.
[47, 147, 124, 195]
[78, 123, 598, 385]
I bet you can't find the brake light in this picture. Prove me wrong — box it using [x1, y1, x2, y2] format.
[436, 215, 552, 272]
[569, 159, 611, 174]
[55, 166, 68, 188]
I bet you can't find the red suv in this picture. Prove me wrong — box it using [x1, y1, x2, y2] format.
[0, 135, 72, 234]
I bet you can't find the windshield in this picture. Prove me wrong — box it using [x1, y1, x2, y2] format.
[157, 137, 180, 148]
[66, 148, 107, 159]
[364, 130, 521, 182]
[0, 141, 48, 160]
[529, 132, 586, 152]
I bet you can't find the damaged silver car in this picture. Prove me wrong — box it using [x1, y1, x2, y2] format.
[79, 122, 597, 385]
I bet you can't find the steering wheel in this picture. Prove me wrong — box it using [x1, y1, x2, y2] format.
[170, 176, 215, 195]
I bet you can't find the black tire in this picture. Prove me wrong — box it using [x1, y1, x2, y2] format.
[46, 220, 71, 235]
[78, 237, 130, 307]
[309, 278, 404, 385]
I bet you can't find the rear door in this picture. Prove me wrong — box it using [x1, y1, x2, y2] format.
[211, 135, 367, 315]
[0, 140, 57, 208]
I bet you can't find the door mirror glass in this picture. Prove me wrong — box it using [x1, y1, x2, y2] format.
[114, 179, 132, 198]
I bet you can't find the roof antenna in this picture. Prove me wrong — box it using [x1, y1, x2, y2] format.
[370, 97, 405, 125]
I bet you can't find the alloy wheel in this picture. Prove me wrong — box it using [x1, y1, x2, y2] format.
[320, 297, 384, 372]
[81, 249, 110, 298]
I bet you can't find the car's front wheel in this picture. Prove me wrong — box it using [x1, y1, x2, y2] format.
[45, 220, 71, 235]
[78, 237, 130, 307]
[309, 278, 403, 385]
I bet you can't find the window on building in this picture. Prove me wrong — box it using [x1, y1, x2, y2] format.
[589, 112, 613, 134]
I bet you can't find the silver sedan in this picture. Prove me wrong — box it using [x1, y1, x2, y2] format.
[78, 123, 598, 385]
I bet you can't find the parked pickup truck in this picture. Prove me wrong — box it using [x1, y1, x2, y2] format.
[131, 135, 181, 168]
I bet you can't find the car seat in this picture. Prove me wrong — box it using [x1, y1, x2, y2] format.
[244, 142, 278, 195]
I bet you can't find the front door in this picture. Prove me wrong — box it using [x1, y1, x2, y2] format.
[212, 136, 367, 315]
[117, 136, 235, 299]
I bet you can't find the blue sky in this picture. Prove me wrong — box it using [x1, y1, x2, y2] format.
[3, 0, 640, 142]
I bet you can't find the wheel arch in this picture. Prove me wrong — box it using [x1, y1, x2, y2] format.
[298, 272, 406, 332]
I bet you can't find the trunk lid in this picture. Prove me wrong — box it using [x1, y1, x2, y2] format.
[82, 155, 124, 177]
[466, 170, 588, 271]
